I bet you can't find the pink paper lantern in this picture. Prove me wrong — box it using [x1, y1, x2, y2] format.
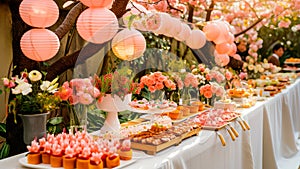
[19, 0, 59, 28]
[232, 54, 242, 61]
[203, 22, 221, 41]
[80, 0, 114, 8]
[214, 51, 230, 67]
[20, 29, 60, 61]
[185, 30, 206, 49]
[112, 29, 146, 61]
[215, 42, 232, 54]
[213, 21, 230, 44]
[228, 43, 237, 56]
[77, 8, 119, 44]
[174, 23, 191, 42]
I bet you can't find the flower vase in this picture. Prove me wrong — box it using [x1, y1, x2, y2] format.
[19, 112, 49, 145]
[149, 90, 165, 103]
[170, 91, 180, 105]
[69, 104, 88, 132]
[96, 94, 132, 134]
[180, 87, 191, 105]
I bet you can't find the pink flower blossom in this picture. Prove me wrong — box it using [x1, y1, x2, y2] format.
[225, 71, 232, 81]
[78, 92, 94, 105]
[239, 72, 247, 80]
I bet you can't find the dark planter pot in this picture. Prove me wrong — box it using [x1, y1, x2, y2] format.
[19, 112, 49, 145]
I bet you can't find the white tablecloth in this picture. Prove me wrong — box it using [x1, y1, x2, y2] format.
[1, 79, 300, 169]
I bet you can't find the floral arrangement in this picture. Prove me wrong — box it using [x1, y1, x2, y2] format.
[242, 57, 281, 79]
[55, 78, 100, 105]
[2, 69, 61, 122]
[199, 82, 225, 100]
[139, 71, 176, 93]
[93, 67, 140, 102]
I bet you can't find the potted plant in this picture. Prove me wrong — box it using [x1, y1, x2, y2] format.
[2, 69, 61, 144]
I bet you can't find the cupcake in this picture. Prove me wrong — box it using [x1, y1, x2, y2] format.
[89, 152, 103, 169]
[41, 141, 51, 164]
[50, 143, 63, 168]
[27, 139, 41, 165]
[106, 153, 120, 168]
[76, 147, 91, 169]
[106, 147, 120, 168]
[63, 146, 77, 169]
[118, 139, 132, 160]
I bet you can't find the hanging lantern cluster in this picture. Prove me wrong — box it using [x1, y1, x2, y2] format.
[203, 21, 237, 66]
[76, 0, 118, 44]
[124, 10, 206, 50]
[19, 0, 60, 61]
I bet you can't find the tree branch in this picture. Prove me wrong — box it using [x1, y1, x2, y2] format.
[187, 4, 194, 23]
[234, 17, 264, 37]
[166, 0, 183, 13]
[205, 0, 215, 21]
[47, 0, 131, 80]
[54, 2, 87, 39]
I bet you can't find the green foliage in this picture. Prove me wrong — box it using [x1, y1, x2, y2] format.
[258, 19, 300, 60]
[47, 117, 64, 134]
[0, 142, 10, 159]
[0, 123, 6, 138]
[0, 123, 9, 159]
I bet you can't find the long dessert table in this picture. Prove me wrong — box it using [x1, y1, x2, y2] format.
[1, 78, 300, 169]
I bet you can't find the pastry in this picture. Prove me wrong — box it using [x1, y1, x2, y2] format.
[168, 109, 183, 120]
[27, 153, 41, 165]
[177, 106, 190, 116]
[191, 101, 204, 111]
[106, 154, 120, 168]
[118, 139, 132, 160]
[50, 143, 64, 168]
[89, 152, 103, 169]
[63, 146, 77, 169]
[41, 141, 51, 164]
[26, 140, 41, 165]
[76, 147, 91, 169]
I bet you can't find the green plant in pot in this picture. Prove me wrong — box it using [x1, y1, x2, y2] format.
[2, 69, 61, 144]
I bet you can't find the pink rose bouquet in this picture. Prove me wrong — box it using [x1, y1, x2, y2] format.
[139, 71, 176, 93]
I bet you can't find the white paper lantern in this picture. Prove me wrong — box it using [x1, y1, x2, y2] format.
[185, 30, 206, 49]
[112, 29, 146, 61]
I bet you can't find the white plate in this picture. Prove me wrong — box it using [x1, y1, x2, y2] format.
[19, 156, 136, 169]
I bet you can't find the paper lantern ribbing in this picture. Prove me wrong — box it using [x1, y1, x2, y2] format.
[112, 29, 146, 61]
[165, 18, 182, 38]
[185, 30, 206, 49]
[20, 29, 60, 61]
[80, 0, 114, 8]
[19, 0, 59, 28]
[77, 8, 119, 44]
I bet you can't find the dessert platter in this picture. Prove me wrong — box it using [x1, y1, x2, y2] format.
[193, 109, 250, 146]
[129, 120, 201, 155]
[227, 88, 251, 98]
[284, 58, 300, 64]
[19, 131, 136, 169]
[19, 156, 135, 169]
[128, 99, 177, 114]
